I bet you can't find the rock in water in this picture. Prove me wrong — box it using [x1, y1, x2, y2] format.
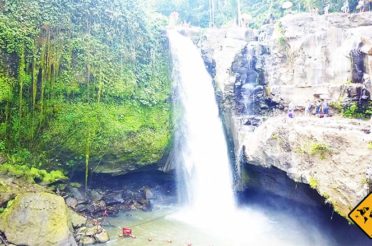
[0, 192, 77, 246]
[143, 187, 154, 200]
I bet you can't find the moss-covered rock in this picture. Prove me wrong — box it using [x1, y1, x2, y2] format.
[42, 103, 172, 175]
[0, 192, 77, 246]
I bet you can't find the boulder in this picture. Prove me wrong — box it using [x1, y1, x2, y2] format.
[104, 192, 124, 205]
[0, 192, 77, 246]
[89, 190, 104, 202]
[81, 236, 95, 245]
[143, 187, 154, 200]
[68, 187, 85, 202]
[68, 209, 86, 228]
[65, 197, 78, 209]
[84, 226, 101, 237]
[94, 230, 110, 243]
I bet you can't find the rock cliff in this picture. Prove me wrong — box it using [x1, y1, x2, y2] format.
[190, 12, 372, 218]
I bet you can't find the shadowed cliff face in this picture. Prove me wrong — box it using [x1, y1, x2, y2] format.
[187, 12, 372, 219]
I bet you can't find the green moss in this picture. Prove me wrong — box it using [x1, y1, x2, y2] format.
[296, 141, 331, 160]
[41, 102, 171, 173]
[270, 133, 280, 141]
[308, 176, 318, 189]
[0, 163, 66, 185]
[0, 0, 172, 178]
[368, 141, 372, 150]
[0, 198, 14, 214]
[309, 143, 331, 160]
[294, 146, 307, 155]
[361, 178, 369, 185]
[322, 192, 330, 200]
[329, 101, 343, 113]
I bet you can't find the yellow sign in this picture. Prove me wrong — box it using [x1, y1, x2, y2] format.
[349, 193, 372, 239]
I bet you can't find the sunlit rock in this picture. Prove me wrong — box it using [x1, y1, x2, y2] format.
[0, 192, 77, 246]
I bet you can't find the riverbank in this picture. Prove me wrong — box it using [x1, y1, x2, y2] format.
[1, 162, 371, 246]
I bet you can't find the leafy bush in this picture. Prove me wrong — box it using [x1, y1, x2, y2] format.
[329, 101, 343, 113]
[343, 102, 371, 119]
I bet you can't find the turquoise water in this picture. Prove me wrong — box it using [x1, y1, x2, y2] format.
[101, 208, 213, 246]
[100, 205, 332, 246]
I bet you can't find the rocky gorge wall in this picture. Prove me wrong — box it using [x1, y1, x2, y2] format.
[189, 12, 372, 218]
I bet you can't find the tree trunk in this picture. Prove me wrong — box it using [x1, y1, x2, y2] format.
[85, 133, 91, 192]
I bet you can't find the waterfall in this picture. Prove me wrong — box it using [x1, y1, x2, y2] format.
[168, 30, 236, 223]
[165, 30, 330, 246]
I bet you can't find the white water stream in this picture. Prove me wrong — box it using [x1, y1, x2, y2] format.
[168, 30, 235, 222]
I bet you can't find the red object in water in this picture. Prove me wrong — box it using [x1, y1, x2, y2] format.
[122, 227, 132, 237]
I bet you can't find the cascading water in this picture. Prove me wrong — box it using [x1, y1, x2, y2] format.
[168, 30, 236, 219]
[102, 30, 342, 246]
[166, 30, 330, 245]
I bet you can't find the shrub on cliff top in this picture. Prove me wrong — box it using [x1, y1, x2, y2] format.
[342, 102, 372, 119]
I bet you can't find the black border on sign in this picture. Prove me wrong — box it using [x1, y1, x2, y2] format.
[348, 192, 372, 239]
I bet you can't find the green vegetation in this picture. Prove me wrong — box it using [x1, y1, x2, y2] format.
[296, 141, 332, 160]
[330, 99, 371, 119]
[275, 22, 287, 49]
[0, 163, 66, 184]
[0, 0, 172, 189]
[308, 176, 318, 189]
[368, 142, 372, 150]
[309, 143, 332, 160]
[329, 100, 343, 112]
[0, 198, 14, 214]
[342, 102, 372, 119]
[155, 0, 360, 28]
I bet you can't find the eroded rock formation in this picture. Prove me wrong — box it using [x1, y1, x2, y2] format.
[189, 12, 372, 218]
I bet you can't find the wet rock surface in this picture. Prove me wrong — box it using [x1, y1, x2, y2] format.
[64, 169, 176, 220]
[75, 224, 109, 245]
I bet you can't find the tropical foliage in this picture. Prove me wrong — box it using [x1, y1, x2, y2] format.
[154, 0, 361, 28]
[0, 0, 172, 187]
